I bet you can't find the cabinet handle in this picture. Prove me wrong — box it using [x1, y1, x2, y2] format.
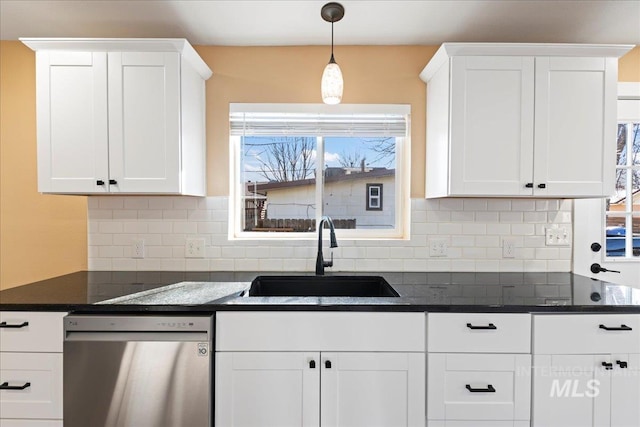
[109, 179, 118, 185]
[602, 362, 613, 370]
[466, 323, 497, 330]
[599, 324, 632, 331]
[96, 180, 105, 186]
[537, 183, 546, 189]
[465, 384, 495, 393]
[309, 360, 316, 369]
[325, 360, 332, 369]
[0, 321, 29, 329]
[525, 183, 534, 188]
[0, 381, 31, 390]
[616, 360, 628, 369]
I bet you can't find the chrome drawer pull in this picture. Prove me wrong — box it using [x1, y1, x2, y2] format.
[466, 384, 496, 393]
[466, 323, 497, 330]
[0, 381, 31, 390]
[0, 321, 29, 329]
[599, 324, 632, 331]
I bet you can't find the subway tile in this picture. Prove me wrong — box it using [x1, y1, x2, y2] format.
[99, 197, 124, 209]
[500, 212, 523, 223]
[462, 223, 486, 235]
[124, 197, 149, 210]
[138, 210, 164, 220]
[163, 210, 188, 220]
[475, 211, 499, 223]
[451, 211, 475, 222]
[186, 259, 210, 271]
[148, 198, 174, 209]
[173, 197, 200, 210]
[113, 210, 138, 220]
[487, 200, 511, 211]
[523, 212, 547, 223]
[211, 258, 235, 271]
[89, 210, 113, 220]
[112, 258, 137, 270]
[511, 223, 535, 235]
[511, 200, 536, 212]
[463, 199, 488, 211]
[439, 199, 464, 211]
[123, 222, 148, 234]
[173, 221, 198, 234]
[148, 222, 173, 234]
[146, 246, 173, 258]
[162, 259, 186, 271]
[89, 233, 113, 246]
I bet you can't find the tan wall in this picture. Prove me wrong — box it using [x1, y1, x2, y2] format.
[619, 46, 640, 82]
[0, 42, 637, 289]
[0, 41, 87, 290]
[196, 45, 438, 198]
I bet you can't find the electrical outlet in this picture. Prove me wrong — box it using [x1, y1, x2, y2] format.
[132, 239, 145, 259]
[429, 238, 448, 257]
[545, 227, 570, 246]
[185, 238, 205, 258]
[503, 238, 516, 258]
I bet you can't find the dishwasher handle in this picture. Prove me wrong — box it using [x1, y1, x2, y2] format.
[65, 331, 209, 342]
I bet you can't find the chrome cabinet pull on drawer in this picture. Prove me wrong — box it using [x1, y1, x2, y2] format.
[0, 321, 29, 329]
[0, 381, 31, 390]
[466, 323, 497, 330]
[465, 384, 496, 393]
[599, 324, 632, 331]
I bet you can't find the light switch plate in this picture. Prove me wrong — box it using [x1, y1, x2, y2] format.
[545, 227, 570, 246]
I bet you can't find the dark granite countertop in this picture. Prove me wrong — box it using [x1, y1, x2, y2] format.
[1, 271, 639, 313]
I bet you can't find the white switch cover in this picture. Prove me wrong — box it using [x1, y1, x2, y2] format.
[132, 239, 145, 259]
[545, 227, 570, 246]
[186, 238, 205, 258]
[429, 239, 448, 257]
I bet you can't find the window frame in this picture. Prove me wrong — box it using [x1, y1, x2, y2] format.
[366, 183, 383, 211]
[228, 103, 411, 241]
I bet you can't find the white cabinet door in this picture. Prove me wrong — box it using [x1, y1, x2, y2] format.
[532, 354, 611, 427]
[534, 56, 617, 197]
[215, 352, 320, 427]
[321, 352, 425, 427]
[107, 52, 181, 193]
[610, 353, 640, 427]
[35, 51, 109, 193]
[449, 56, 535, 196]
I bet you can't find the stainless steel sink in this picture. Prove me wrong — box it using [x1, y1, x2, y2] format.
[247, 275, 399, 297]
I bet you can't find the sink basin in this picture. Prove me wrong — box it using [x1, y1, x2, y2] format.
[248, 275, 399, 297]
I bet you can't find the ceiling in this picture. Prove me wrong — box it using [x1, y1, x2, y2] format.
[1, 0, 639, 46]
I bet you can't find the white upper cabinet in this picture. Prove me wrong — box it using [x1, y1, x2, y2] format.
[420, 43, 634, 198]
[22, 38, 212, 195]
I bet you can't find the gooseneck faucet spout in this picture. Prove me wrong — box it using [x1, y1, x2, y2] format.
[316, 216, 338, 275]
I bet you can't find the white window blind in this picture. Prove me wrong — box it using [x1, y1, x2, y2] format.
[229, 104, 409, 137]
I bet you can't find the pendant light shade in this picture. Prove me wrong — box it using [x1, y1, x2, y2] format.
[321, 2, 345, 105]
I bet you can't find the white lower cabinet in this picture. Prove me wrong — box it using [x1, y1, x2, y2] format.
[532, 314, 640, 427]
[0, 312, 66, 427]
[217, 351, 424, 427]
[215, 312, 426, 427]
[427, 313, 532, 427]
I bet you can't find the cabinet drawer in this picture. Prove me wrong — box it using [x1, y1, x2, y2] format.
[428, 313, 531, 353]
[0, 312, 66, 353]
[428, 353, 531, 422]
[533, 314, 640, 354]
[0, 353, 63, 420]
[0, 421, 63, 427]
[216, 312, 425, 352]
[428, 421, 530, 427]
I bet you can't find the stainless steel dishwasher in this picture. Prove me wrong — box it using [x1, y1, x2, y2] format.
[63, 315, 213, 427]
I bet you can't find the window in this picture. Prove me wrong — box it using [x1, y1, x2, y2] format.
[606, 121, 640, 257]
[230, 104, 410, 239]
[366, 184, 383, 211]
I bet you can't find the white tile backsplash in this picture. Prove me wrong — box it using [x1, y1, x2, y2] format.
[87, 196, 573, 272]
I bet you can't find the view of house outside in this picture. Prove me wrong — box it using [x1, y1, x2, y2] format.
[241, 135, 396, 232]
[606, 122, 640, 256]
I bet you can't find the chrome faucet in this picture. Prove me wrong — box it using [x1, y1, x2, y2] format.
[316, 216, 338, 275]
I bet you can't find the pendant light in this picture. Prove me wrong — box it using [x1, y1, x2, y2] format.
[321, 2, 345, 105]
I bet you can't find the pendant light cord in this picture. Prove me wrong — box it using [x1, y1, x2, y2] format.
[330, 21, 336, 64]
